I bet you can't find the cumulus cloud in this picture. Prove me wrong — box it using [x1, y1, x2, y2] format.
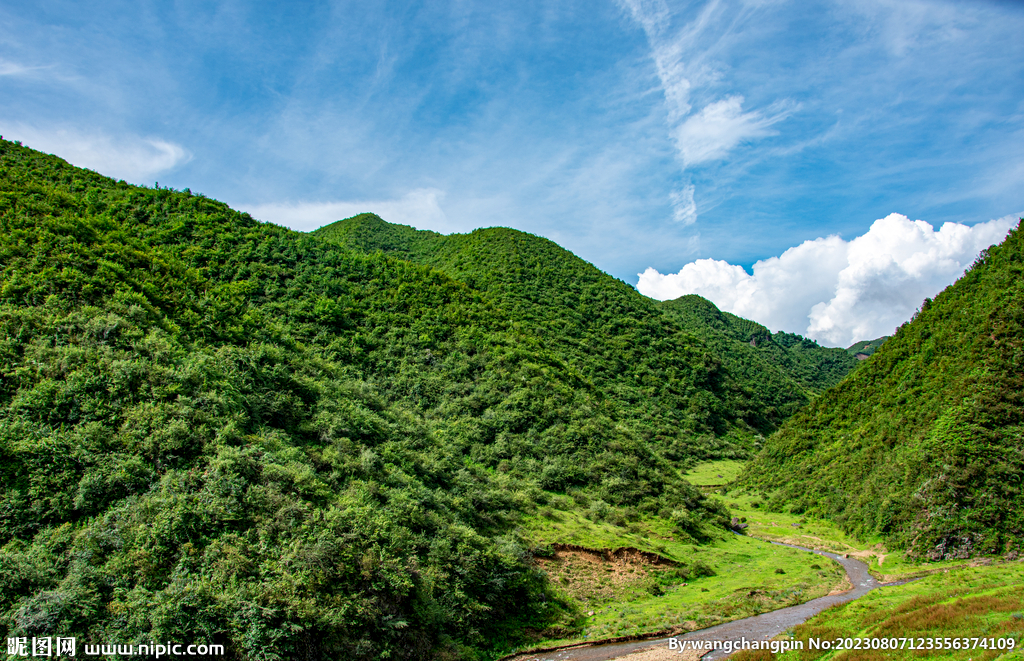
[243, 188, 450, 233]
[638, 212, 1019, 347]
[1, 123, 191, 182]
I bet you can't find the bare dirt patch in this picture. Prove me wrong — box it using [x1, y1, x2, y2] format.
[826, 574, 853, 595]
[536, 547, 684, 609]
[612, 644, 706, 660]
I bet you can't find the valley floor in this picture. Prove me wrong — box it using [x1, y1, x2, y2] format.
[504, 460, 1024, 660]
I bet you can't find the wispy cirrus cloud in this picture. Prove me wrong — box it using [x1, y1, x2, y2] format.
[617, 0, 795, 224]
[670, 184, 697, 224]
[840, 0, 968, 57]
[673, 95, 795, 166]
[0, 124, 191, 183]
[0, 58, 46, 77]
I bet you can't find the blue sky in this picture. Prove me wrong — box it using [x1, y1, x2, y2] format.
[2, 0, 1023, 344]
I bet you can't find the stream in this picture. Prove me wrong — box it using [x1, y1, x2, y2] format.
[517, 542, 885, 661]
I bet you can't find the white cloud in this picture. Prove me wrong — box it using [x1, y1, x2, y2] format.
[617, 0, 673, 38]
[618, 0, 717, 124]
[670, 184, 697, 224]
[638, 212, 1019, 347]
[673, 95, 792, 166]
[0, 59, 43, 77]
[0, 123, 191, 183]
[242, 188, 450, 233]
[617, 0, 795, 224]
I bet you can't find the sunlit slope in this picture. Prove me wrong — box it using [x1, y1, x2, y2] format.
[314, 211, 442, 260]
[744, 220, 1024, 560]
[847, 335, 889, 357]
[658, 295, 859, 423]
[0, 141, 734, 658]
[318, 215, 859, 450]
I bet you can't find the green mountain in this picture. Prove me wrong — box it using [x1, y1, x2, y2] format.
[657, 294, 859, 406]
[319, 213, 756, 461]
[0, 140, 862, 659]
[846, 336, 889, 358]
[744, 220, 1024, 560]
[317, 214, 856, 442]
[0, 140, 868, 658]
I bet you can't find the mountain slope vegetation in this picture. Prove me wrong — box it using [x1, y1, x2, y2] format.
[744, 219, 1024, 560]
[657, 295, 858, 416]
[0, 139, 848, 659]
[318, 213, 856, 442]
[0, 140, 868, 658]
[846, 336, 889, 357]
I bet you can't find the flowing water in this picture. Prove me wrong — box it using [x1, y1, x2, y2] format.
[516, 542, 886, 661]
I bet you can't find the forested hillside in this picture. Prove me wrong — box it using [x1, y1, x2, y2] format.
[658, 295, 858, 419]
[318, 214, 855, 442]
[0, 140, 739, 658]
[0, 139, 862, 659]
[0, 139, 869, 658]
[320, 214, 753, 455]
[846, 336, 888, 357]
[744, 219, 1024, 560]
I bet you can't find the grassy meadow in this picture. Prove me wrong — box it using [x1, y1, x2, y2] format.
[510, 460, 1023, 658]
[510, 497, 847, 650]
[689, 459, 1024, 661]
[732, 562, 1024, 661]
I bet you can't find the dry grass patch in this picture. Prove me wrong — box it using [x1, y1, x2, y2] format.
[536, 547, 684, 610]
[776, 563, 1024, 661]
[873, 588, 1023, 636]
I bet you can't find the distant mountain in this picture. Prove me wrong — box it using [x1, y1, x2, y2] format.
[658, 294, 859, 398]
[318, 214, 859, 445]
[744, 220, 1023, 559]
[846, 336, 889, 359]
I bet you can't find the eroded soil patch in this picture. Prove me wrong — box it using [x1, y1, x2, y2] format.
[537, 546, 690, 611]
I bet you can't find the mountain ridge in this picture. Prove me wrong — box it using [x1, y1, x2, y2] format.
[0, 141, 878, 658]
[743, 219, 1023, 559]
[2, 140, 845, 658]
[318, 214, 860, 433]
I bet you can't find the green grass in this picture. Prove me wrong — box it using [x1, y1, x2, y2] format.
[685, 459, 747, 486]
[516, 505, 847, 649]
[724, 490, 982, 580]
[726, 490, 866, 552]
[523, 500, 1024, 660]
[526, 505, 683, 558]
[761, 561, 1024, 661]
[577, 533, 843, 642]
[686, 460, 972, 581]
[692, 460, 1024, 661]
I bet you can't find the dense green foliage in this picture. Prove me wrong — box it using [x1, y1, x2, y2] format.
[658, 295, 859, 421]
[744, 220, 1024, 560]
[0, 140, 788, 658]
[318, 214, 856, 449]
[846, 336, 889, 357]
